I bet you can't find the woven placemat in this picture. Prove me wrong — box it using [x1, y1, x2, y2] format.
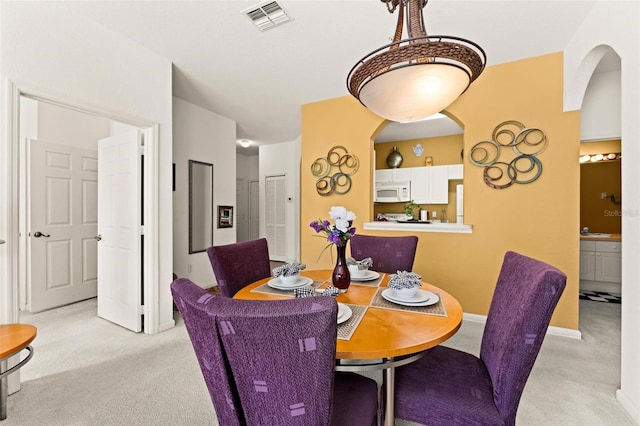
[349, 273, 385, 288]
[251, 280, 324, 297]
[337, 304, 367, 341]
[370, 288, 448, 317]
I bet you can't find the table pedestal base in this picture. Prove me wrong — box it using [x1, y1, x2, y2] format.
[0, 346, 34, 421]
[336, 353, 425, 426]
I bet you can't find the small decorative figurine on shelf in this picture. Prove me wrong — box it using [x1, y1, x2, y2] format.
[425, 155, 433, 166]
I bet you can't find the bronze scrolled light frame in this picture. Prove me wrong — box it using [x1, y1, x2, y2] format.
[346, 0, 486, 122]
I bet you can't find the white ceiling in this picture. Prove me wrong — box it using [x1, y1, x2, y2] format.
[61, 0, 606, 155]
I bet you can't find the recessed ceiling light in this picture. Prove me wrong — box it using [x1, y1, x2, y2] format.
[239, 139, 253, 148]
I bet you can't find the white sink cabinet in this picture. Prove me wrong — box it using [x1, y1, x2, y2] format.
[580, 240, 621, 293]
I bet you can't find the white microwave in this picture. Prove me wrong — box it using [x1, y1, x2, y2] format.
[375, 181, 411, 203]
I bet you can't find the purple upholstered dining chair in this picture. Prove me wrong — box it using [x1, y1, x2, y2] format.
[207, 238, 272, 298]
[171, 278, 378, 426]
[389, 251, 567, 426]
[350, 234, 418, 273]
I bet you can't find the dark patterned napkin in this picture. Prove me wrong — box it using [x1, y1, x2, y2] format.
[294, 285, 339, 298]
[272, 261, 306, 278]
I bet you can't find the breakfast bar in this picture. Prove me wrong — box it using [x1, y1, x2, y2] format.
[363, 220, 472, 233]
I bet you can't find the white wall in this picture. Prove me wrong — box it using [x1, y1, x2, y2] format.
[564, 1, 640, 422]
[1, 2, 174, 332]
[259, 139, 301, 262]
[38, 101, 110, 150]
[172, 97, 236, 288]
[238, 154, 259, 181]
[581, 70, 621, 141]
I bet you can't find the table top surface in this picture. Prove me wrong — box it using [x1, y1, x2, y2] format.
[234, 270, 463, 360]
[0, 324, 37, 360]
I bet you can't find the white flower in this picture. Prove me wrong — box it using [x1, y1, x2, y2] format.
[335, 218, 350, 233]
[329, 206, 347, 220]
[329, 206, 356, 222]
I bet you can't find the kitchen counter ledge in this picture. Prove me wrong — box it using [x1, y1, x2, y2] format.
[363, 221, 472, 234]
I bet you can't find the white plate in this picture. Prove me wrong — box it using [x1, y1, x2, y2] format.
[267, 276, 313, 290]
[337, 303, 352, 324]
[350, 270, 381, 282]
[385, 288, 431, 303]
[381, 289, 439, 307]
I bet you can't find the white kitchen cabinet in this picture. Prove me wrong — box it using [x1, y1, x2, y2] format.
[409, 166, 449, 204]
[375, 165, 461, 204]
[580, 240, 621, 283]
[409, 167, 428, 203]
[375, 168, 411, 183]
[448, 164, 464, 180]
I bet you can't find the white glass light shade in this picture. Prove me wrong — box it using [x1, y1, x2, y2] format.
[358, 64, 470, 123]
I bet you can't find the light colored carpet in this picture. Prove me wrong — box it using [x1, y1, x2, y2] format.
[4, 298, 635, 425]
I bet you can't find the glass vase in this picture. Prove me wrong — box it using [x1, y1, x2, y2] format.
[332, 244, 351, 292]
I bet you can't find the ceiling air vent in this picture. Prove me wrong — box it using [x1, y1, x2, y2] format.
[243, 1, 292, 31]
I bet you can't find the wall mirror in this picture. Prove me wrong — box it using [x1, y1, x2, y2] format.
[189, 160, 214, 254]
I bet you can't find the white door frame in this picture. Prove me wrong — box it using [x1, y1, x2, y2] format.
[249, 179, 260, 241]
[1, 79, 160, 334]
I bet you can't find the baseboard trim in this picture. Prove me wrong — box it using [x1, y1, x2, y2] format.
[462, 313, 582, 339]
[616, 389, 639, 423]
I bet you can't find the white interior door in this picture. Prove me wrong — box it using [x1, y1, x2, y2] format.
[249, 180, 259, 241]
[97, 130, 142, 332]
[265, 175, 286, 261]
[29, 140, 98, 312]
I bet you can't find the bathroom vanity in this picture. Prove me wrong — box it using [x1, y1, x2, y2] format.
[579, 233, 621, 293]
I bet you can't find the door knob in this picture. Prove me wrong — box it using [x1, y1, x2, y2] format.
[0, 239, 5, 245]
[94, 235, 102, 241]
[33, 231, 50, 238]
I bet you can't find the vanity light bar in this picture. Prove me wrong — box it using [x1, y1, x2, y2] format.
[579, 152, 621, 163]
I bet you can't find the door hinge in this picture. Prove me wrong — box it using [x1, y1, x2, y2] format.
[140, 226, 145, 235]
[139, 305, 145, 315]
[139, 145, 145, 156]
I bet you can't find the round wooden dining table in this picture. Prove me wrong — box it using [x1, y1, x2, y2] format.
[234, 269, 463, 426]
[0, 324, 37, 420]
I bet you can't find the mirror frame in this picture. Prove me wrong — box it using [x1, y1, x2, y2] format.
[188, 160, 214, 254]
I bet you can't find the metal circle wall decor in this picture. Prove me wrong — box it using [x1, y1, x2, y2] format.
[470, 121, 547, 189]
[311, 146, 359, 196]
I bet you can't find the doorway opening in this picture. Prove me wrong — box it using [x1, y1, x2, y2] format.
[578, 49, 622, 309]
[14, 93, 159, 334]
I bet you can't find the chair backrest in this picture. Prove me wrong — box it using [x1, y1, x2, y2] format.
[207, 237, 271, 297]
[171, 278, 340, 425]
[170, 278, 242, 425]
[349, 234, 419, 273]
[480, 251, 567, 425]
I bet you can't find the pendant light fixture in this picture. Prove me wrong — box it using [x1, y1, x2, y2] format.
[347, 0, 486, 123]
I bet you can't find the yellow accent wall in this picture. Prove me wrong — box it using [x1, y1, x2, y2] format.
[301, 52, 580, 329]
